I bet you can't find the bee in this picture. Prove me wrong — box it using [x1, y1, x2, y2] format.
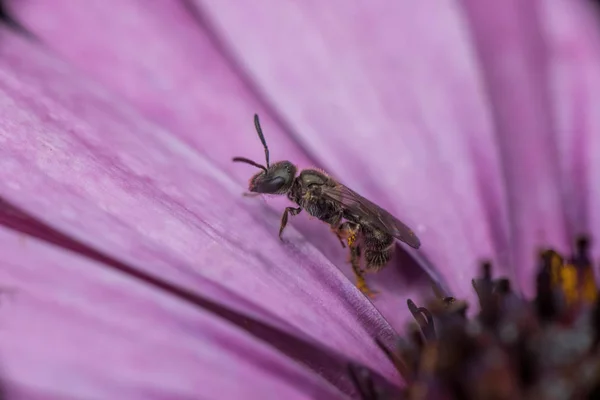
[233, 114, 421, 297]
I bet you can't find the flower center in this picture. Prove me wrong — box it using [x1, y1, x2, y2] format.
[351, 236, 600, 399]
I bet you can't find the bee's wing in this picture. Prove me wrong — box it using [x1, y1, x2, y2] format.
[320, 184, 421, 249]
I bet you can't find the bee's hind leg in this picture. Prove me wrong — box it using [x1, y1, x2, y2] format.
[334, 221, 360, 248]
[350, 244, 378, 298]
[337, 222, 378, 298]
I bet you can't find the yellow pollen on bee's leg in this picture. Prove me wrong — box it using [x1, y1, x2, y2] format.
[347, 231, 358, 247]
[356, 276, 377, 298]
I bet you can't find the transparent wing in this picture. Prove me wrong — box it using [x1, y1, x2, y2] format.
[320, 184, 421, 249]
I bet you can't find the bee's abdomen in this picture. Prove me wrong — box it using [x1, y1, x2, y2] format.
[363, 228, 394, 271]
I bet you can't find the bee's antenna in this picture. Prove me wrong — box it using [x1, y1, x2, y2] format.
[232, 157, 267, 172]
[253, 114, 270, 168]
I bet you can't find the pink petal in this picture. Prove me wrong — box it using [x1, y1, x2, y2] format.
[0, 198, 397, 397]
[460, 0, 569, 293]
[9, 0, 441, 329]
[539, 0, 600, 254]
[0, 225, 347, 400]
[9, 0, 317, 182]
[186, 1, 506, 305]
[0, 31, 399, 383]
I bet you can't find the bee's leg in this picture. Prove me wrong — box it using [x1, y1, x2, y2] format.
[329, 213, 346, 248]
[278, 207, 302, 240]
[335, 221, 360, 247]
[350, 244, 377, 298]
[335, 233, 346, 248]
[337, 222, 377, 298]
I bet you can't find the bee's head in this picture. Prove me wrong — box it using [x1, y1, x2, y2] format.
[233, 114, 297, 195]
[247, 161, 296, 194]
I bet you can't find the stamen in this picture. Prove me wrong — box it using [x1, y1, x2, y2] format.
[495, 278, 512, 299]
[535, 251, 558, 321]
[406, 299, 435, 341]
[572, 236, 598, 303]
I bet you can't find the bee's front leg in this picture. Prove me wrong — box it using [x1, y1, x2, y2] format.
[279, 207, 302, 240]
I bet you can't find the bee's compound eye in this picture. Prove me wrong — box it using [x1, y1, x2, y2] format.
[252, 176, 286, 193]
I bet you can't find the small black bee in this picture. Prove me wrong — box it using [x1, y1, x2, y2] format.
[233, 114, 421, 297]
